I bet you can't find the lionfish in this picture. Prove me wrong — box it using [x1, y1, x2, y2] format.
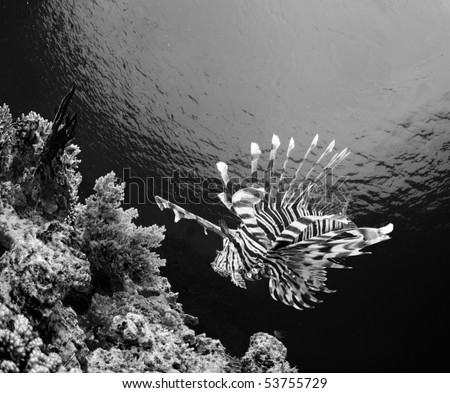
[156, 135, 393, 310]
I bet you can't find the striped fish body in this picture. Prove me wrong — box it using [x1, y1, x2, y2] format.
[155, 135, 393, 310]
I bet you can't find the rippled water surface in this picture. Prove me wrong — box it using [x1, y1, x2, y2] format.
[1, 0, 449, 371]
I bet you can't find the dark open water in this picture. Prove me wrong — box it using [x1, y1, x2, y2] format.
[1, 0, 449, 372]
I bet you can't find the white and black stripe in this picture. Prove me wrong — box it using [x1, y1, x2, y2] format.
[155, 135, 393, 310]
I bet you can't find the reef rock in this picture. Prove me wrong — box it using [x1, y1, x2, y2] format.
[0, 203, 91, 370]
[0, 204, 91, 312]
[241, 332, 297, 372]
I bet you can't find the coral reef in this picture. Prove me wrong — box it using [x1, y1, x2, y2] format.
[0, 201, 91, 371]
[0, 303, 65, 372]
[0, 89, 295, 373]
[0, 85, 80, 219]
[84, 289, 234, 373]
[74, 171, 166, 294]
[241, 333, 296, 373]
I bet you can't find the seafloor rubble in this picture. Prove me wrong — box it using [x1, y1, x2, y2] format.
[0, 88, 296, 372]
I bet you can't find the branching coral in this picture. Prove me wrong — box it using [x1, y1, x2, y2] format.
[0, 303, 64, 373]
[74, 171, 166, 293]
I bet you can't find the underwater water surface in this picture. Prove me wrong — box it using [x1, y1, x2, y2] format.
[1, 0, 449, 371]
